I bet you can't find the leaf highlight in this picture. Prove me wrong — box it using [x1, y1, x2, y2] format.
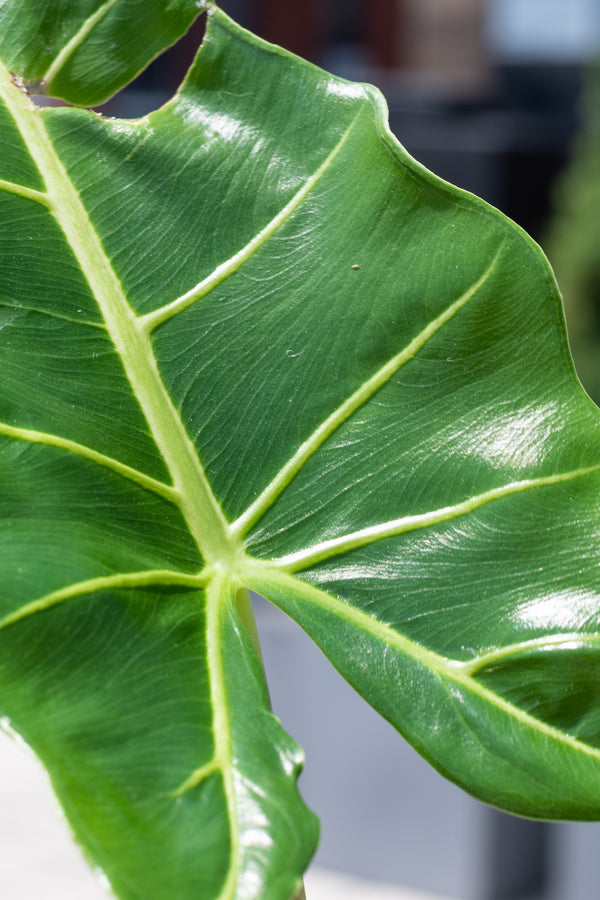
[271, 466, 600, 571]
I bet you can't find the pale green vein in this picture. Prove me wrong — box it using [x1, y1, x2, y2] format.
[41, 0, 121, 92]
[0, 568, 208, 632]
[0, 300, 107, 330]
[458, 632, 600, 677]
[0, 178, 50, 207]
[139, 118, 361, 335]
[231, 250, 503, 538]
[271, 465, 600, 572]
[251, 566, 600, 765]
[172, 584, 263, 808]
[0, 62, 234, 565]
[170, 576, 236, 824]
[206, 574, 239, 900]
[0, 421, 178, 503]
[171, 574, 236, 800]
[171, 757, 221, 798]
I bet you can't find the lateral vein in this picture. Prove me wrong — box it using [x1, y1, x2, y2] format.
[41, 0, 121, 92]
[0, 300, 107, 329]
[272, 466, 600, 571]
[0, 178, 50, 207]
[139, 115, 361, 334]
[0, 421, 178, 503]
[0, 568, 208, 632]
[252, 567, 600, 764]
[459, 632, 600, 676]
[232, 249, 503, 537]
[171, 758, 221, 798]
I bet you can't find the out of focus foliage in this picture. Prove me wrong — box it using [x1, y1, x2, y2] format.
[547, 58, 600, 401]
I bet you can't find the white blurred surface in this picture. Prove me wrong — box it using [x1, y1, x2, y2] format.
[0, 726, 108, 898]
[486, 0, 600, 60]
[304, 868, 443, 900]
[0, 730, 443, 900]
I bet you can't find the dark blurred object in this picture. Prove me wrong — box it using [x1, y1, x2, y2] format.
[487, 814, 549, 900]
[255, 0, 324, 64]
[365, 0, 406, 70]
[387, 95, 579, 243]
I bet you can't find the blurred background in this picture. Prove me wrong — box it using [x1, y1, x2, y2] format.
[19, 2, 600, 899]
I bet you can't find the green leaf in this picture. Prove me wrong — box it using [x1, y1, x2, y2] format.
[2, 4, 600, 899]
[0, 0, 208, 105]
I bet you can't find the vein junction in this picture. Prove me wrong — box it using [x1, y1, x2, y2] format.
[0, 568, 208, 632]
[0, 178, 50, 206]
[457, 631, 600, 676]
[0, 421, 177, 502]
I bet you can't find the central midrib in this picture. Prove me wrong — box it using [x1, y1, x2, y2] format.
[0, 67, 234, 566]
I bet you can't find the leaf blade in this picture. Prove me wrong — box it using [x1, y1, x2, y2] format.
[2, 4, 600, 899]
[249, 566, 600, 820]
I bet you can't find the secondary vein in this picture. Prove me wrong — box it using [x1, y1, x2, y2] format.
[231, 249, 503, 537]
[171, 757, 221, 798]
[41, 0, 121, 92]
[0, 421, 178, 503]
[0, 568, 208, 632]
[271, 465, 600, 571]
[458, 631, 600, 676]
[0, 178, 50, 207]
[0, 299, 107, 330]
[139, 114, 362, 334]
[252, 566, 600, 764]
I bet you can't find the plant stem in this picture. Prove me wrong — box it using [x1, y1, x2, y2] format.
[291, 881, 307, 900]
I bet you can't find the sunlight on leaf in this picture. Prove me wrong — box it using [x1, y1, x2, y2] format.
[1, 3, 600, 899]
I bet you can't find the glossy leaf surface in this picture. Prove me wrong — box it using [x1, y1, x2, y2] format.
[2, 4, 600, 899]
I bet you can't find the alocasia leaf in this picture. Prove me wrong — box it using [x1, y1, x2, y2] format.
[2, 3, 600, 899]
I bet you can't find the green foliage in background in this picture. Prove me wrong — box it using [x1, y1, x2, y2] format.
[546, 58, 600, 401]
[1, 3, 600, 899]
